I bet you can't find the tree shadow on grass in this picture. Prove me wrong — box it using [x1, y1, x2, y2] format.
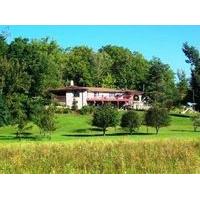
[62, 131, 155, 137]
[170, 129, 195, 133]
[72, 128, 103, 133]
[0, 132, 42, 141]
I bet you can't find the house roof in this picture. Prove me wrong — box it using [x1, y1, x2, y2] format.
[49, 86, 143, 95]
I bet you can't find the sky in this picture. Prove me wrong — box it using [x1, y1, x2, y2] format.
[1, 25, 200, 78]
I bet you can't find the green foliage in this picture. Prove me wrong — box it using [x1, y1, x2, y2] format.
[182, 42, 200, 110]
[145, 57, 176, 106]
[55, 106, 71, 114]
[92, 105, 119, 135]
[145, 106, 170, 134]
[191, 114, 200, 132]
[99, 45, 149, 89]
[34, 105, 56, 137]
[176, 69, 189, 105]
[63, 46, 94, 86]
[79, 105, 95, 115]
[120, 111, 141, 134]
[0, 94, 10, 127]
[71, 98, 78, 111]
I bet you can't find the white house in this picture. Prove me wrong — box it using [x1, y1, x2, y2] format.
[49, 81, 148, 110]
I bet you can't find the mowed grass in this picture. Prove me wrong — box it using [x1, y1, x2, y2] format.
[0, 112, 200, 143]
[0, 112, 200, 173]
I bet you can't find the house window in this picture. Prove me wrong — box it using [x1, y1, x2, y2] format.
[74, 91, 80, 97]
[94, 92, 99, 97]
[134, 95, 139, 101]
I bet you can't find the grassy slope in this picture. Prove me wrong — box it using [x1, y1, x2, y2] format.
[0, 113, 200, 173]
[0, 112, 200, 143]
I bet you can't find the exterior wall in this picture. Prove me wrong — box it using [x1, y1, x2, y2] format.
[64, 91, 147, 110]
[66, 91, 88, 109]
[66, 92, 73, 108]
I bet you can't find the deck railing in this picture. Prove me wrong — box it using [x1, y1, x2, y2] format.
[87, 96, 133, 102]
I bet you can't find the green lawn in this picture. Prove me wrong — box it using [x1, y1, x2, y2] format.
[0, 112, 200, 143]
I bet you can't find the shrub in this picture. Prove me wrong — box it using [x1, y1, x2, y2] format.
[63, 107, 71, 114]
[71, 98, 78, 111]
[55, 106, 71, 114]
[79, 105, 95, 115]
[144, 106, 170, 134]
[120, 111, 141, 134]
[92, 104, 119, 135]
[191, 114, 200, 132]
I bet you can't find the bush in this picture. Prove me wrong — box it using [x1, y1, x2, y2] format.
[79, 105, 95, 115]
[120, 111, 141, 134]
[144, 106, 170, 134]
[92, 104, 119, 135]
[55, 106, 71, 114]
[191, 114, 200, 132]
[71, 98, 78, 111]
[63, 107, 71, 114]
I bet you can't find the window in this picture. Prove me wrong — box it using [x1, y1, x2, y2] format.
[74, 91, 80, 97]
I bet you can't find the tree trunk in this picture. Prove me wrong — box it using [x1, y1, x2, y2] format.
[156, 127, 159, 134]
[146, 126, 149, 134]
[103, 128, 106, 136]
[130, 127, 133, 135]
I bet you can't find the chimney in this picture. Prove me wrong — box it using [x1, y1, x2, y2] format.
[70, 80, 74, 86]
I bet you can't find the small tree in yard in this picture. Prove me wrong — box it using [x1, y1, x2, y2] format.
[92, 105, 119, 136]
[191, 114, 200, 132]
[120, 111, 141, 134]
[145, 106, 170, 134]
[35, 105, 56, 138]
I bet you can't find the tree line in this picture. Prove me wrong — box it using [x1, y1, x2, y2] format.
[0, 31, 199, 134]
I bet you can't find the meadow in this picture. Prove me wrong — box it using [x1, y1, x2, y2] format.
[0, 112, 200, 174]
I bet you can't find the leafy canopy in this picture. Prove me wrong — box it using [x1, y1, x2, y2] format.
[92, 105, 119, 135]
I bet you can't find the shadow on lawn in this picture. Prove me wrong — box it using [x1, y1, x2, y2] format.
[0, 133, 41, 141]
[63, 131, 154, 137]
[171, 129, 194, 132]
[72, 128, 102, 133]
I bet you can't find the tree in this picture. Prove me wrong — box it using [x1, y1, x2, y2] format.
[0, 94, 10, 127]
[182, 42, 200, 110]
[144, 106, 170, 134]
[63, 46, 95, 86]
[145, 57, 176, 107]
[176, 69, 189, 105]
[191, 114, 200, 132]
[120, 111, 141, 134]
[34, 105, 56, 138]
[91, 52, 113, 87]
[92, 105, 119, 135]
[99, 45, 149, 90]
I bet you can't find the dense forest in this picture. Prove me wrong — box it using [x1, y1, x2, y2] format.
[0, 31, 200, 130]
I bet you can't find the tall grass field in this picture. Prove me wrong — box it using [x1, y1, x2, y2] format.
[0, 140, 199, 174]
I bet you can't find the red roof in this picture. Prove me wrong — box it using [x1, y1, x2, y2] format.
[49, 86, 143, 95]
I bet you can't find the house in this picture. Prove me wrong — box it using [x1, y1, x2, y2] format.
[49, 81, 148, 110]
